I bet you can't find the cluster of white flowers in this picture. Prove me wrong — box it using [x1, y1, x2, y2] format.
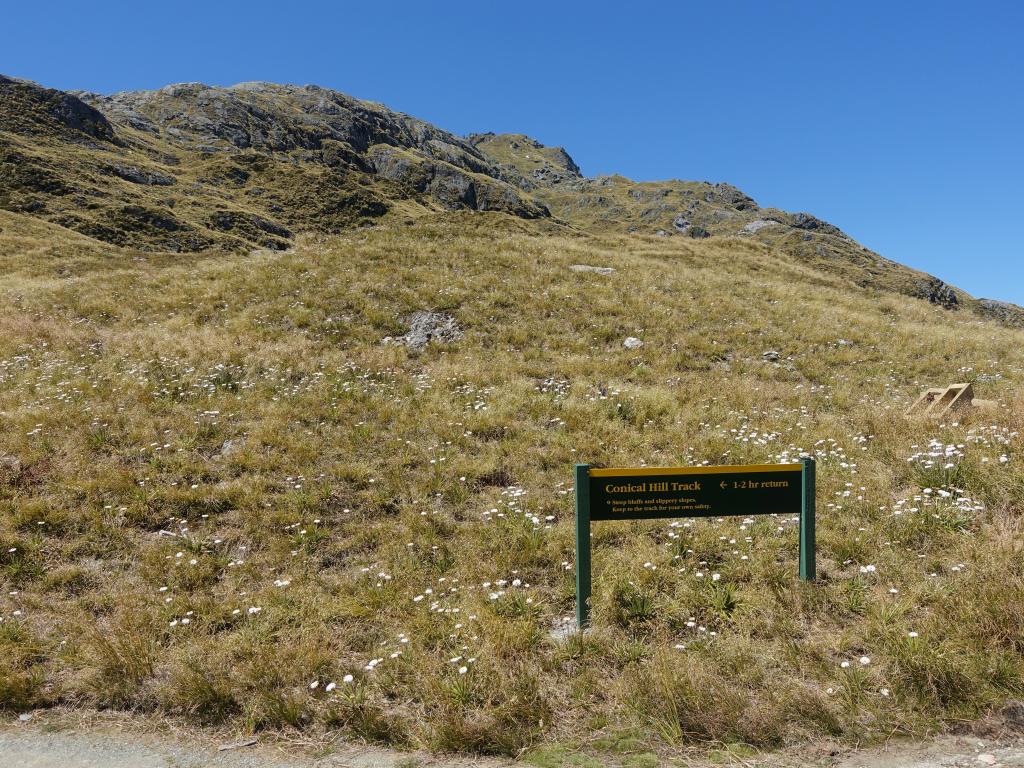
[908, 439, 964, 469]
[535, 376, 570, 401]
[453, 381, 494, 412]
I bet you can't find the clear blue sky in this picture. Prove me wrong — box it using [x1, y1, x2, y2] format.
[5, 1, 1023, 303]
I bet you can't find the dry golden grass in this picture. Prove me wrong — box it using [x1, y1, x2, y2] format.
[0, 210, 1022, 763]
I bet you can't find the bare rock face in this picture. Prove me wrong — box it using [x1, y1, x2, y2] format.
[915, 277, 960, 309]
[705, 182, 758, 211]
[368, 146, 547, 218]
[790, 211, 845, 236]
[89, 82, 493, 167]
[467, 133, 583, 190]
[384, 311, 463, 352]
[739, 218, 782, 235]
[977, 299, 1024, 326]
[110, 165, 176, 186]
[0, 75, 115, 142]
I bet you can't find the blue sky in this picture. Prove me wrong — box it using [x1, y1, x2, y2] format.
[5, 1, 1023, 303]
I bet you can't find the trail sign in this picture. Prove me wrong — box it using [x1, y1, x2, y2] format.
[574, 459, 815, 628]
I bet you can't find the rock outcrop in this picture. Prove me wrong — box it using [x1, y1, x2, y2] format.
[0, 75, 115, 143]
[384, 311, 463, 351]
[915, 277, 961, 310]
[0, 77, 547, 252]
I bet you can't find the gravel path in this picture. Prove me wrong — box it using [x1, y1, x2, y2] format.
[0, 712, 502, 768]
[2, 711, 1023, 768]
[831, 739, 1024, 767]
[0, 729, 411, 768]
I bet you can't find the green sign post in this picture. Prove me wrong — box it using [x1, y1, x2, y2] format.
[574, 459, 815, 628]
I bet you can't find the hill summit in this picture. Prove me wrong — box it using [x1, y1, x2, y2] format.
[0, 73, 1019, 325]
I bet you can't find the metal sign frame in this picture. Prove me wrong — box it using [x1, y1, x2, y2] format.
[574, 458, 815, 628]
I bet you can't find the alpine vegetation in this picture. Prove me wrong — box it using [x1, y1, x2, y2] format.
[0, 75, 1022, 761]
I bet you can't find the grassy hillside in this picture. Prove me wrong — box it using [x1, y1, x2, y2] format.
[1, 209, 1022, 761]
[469, 133, 1024, 325]
[0, 76, 544, 255]
[4, 74, 1022, 328]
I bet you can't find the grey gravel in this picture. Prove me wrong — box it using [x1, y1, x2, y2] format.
[0, 723, 499, 768]
[2, 719, 1024, 768]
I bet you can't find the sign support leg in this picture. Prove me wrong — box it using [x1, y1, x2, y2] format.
[799, 457, 816, 581]
[575, 463, 592, 628]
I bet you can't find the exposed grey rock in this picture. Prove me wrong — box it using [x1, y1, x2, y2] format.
[739, 218, 781, 235]
[791, 212, 844, 237]
[688, 226, 710, 239]
[630, 188, 669, 202]
[639, 203, 673, 221]
[836, 339, 854, 347]
[762, 350, 781, 362]
[467, 133, 582, 188]
[704, 182, 758, 210]
[368, 145, 547, 218]
[384, 311, 463, 352]
[672, 214, 690, 232]
[97, 81, 496, 174]
[218, 438, 246, 458]
[915, 277, 960, 310]
[0, 75, 116, 142]
[530, 166, 577, 185]
[545, 146, 581, 178]
[74, 92, 158, 133]
[623, 337, 644, 349]
[654, 229, 669, 237]
[569, 264, 614, 275]
[111, 165, 176, 185]
[815, 244, 831, 259]
[78, 81, 560, 224]
[208, 211, 292, 241]
[977, 299, 1024, 325]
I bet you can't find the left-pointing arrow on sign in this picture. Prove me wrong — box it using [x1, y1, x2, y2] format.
[719, 481, 728, 490]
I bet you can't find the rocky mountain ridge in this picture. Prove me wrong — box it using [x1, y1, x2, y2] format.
[0, 74, 1019, 324]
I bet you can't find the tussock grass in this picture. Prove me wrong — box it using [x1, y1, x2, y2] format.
[0, 211, 1022, 759]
